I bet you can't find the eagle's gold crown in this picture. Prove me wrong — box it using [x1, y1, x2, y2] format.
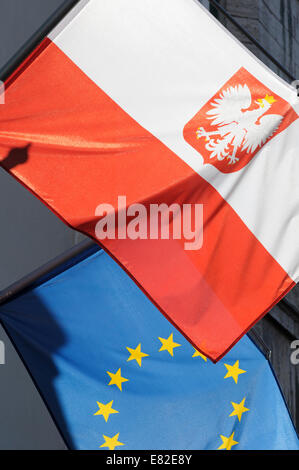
[257, 94, 276, 107]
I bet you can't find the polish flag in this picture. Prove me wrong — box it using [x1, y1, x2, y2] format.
[0, 0, 298, 362]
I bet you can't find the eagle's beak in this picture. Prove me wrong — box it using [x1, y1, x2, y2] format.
[256, 98, 265, 108]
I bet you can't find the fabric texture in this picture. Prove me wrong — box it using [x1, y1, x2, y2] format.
[0, 248, 298, 450]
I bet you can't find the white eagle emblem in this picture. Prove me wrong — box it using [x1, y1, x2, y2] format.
[196, 84, 283, 165]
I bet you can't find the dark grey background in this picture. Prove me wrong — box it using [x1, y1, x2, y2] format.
[0, 0, 298, 449]
[0, 0, 83, 450]
[0, 0, 86, 292]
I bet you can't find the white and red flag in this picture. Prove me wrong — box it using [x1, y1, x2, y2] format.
[0, 0, 298, 361]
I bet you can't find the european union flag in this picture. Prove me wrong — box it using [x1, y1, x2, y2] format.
[0, 247, 298, 450]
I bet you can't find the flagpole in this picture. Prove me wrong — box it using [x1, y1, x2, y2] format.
[0, 238, 96, 305]
[0, 0, 82, 82]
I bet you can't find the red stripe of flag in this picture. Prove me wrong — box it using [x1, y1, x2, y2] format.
[0, 40, 293, 361]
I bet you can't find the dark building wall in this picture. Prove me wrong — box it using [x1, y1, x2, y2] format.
[0, 0, 81, 449]
[253, 297, 299, 432]
[208, 0, 299, 81]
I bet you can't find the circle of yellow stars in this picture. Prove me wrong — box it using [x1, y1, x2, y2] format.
[92, 333, 248, 450]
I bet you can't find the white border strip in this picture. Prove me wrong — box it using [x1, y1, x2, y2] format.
[48, 0, 91, 42]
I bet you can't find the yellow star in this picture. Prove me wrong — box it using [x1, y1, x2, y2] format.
[107, 368, 128, 391]
[218, 431, 238, 450]
[94, 400, 118, 422]
[158, 333, 181, 356]
[224, 360, 246, 384]
[192, 348, 207, 361]
[100, 433, 124, 450]
[229, 397, 249, 422]
[126, 343, 149, 367]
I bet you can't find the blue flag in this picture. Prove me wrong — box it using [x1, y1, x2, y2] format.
[0, 247, 298, 450]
